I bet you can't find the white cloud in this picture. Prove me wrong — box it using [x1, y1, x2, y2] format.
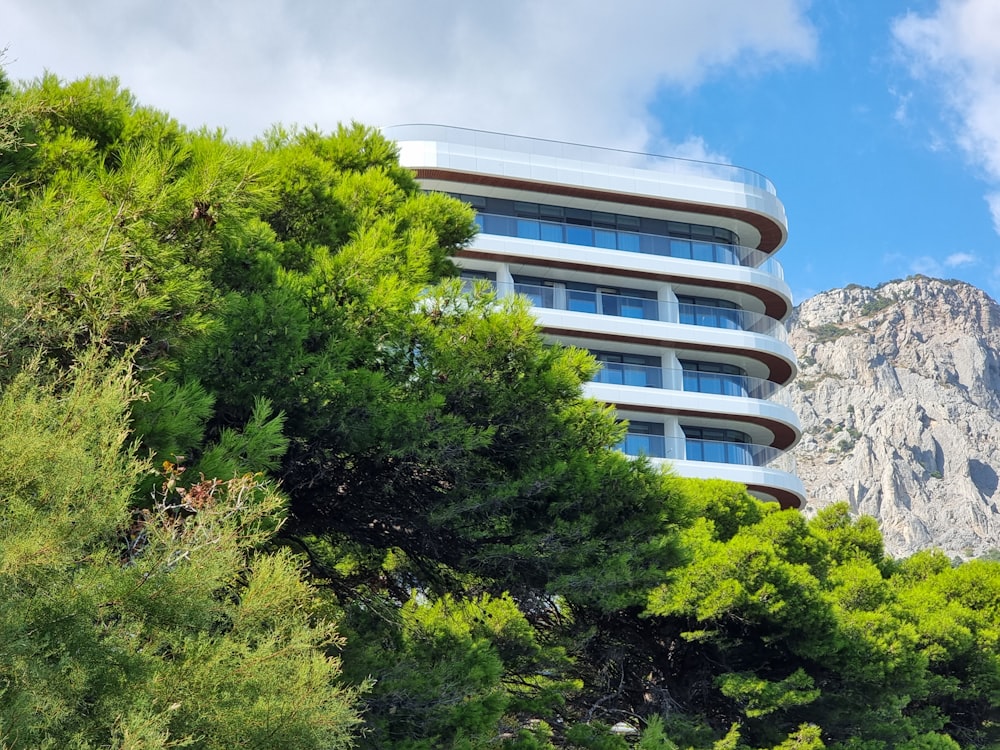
[882, 251, 906, 267]
[893, 1, 1000, 231]
[889, 86, 911, 123]
[908, 255, 944, 277]
[882, 249, 978, 283]
[944, 251, 977, 267]
[2, 0, 816, 150]
[987, 192, 1000, 235]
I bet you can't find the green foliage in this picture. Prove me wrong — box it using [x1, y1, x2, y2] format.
[717, 670, 820, 718]
[1, 69, 678, 624]
[712, 724, 744, 750]
[637, 716, 677, 749]
[131, 378, 216, 463]
[0, 354, 359, 749]
[896, 733, 961, 750]
[640, 500, 1000, 748]
[773, 724, 825, 750]
[809, 323, 851, 343]
[195, 395, 289, 478]
[680, 477, 768, 541]
[563, 722, 629, 749]
[341, 591, 576, 749]
[810, 503, 886, 567]
[859, 296, 894, 316]
[8, 66, 1000, 750]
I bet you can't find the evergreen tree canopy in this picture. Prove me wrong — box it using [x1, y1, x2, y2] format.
[5, 68, 1000, 750]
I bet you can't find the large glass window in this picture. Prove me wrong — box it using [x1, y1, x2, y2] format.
[516, 219, 540, 240]
[450, 193, 740, 252]
[618, 232, 642, 253]
[540, 205, 564, 221]
[540, 222, 563, 242]
[567, 288, 598, 314]
[566, 225, 594, 246]
[683, 426, 753, 465]
[619, 421, 666, 458]
[592, 351, 662, 388]
[592, 285, 658, 320]
[510, 276, 556, 308]
[511, 277, 659, 321]
[680, 360, 747, 397]
[677, 295, 742, 330]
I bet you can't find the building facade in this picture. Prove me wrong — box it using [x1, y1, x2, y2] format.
[384, 124, 804, 508]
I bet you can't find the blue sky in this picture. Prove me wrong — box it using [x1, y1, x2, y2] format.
[649, 1, 1000, 302]
[5, 0, 1000, 303]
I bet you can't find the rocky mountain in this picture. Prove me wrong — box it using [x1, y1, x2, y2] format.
[787, 276, 1000, 559]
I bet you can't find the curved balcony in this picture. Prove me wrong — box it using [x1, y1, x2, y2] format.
[504, 282, 788, 343]
[590, 383, 800, 451]
[475, 213, 784, 279]
[593, 362, 788, 403]
[462, 233, 793, 321]
[680, 368, 788, 403]
[388, 122, 787, 262]
[666, 458, 805, 509]
[618, 434, 793, 468]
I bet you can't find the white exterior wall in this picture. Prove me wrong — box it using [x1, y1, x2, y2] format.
[387, 125, 806, 508]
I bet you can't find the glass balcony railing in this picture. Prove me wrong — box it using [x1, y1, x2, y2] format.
[683, 438, 782, 467]
[617, 435, 794, 469]
[592, 362, 664, 389]
[591, 363, 786, 402]
[681, 369, 781, 400]
[619, 433, 669, 459]
[474, 213, 783, 279]
[498, 282, 788, 343]
[384, 124, 778, 195]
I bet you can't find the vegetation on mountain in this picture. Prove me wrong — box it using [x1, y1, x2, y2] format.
[3, 68, 1000, 749]
[807, 323, 852, 344]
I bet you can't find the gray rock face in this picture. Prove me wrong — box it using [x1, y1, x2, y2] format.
[787, 276, 1000, 559]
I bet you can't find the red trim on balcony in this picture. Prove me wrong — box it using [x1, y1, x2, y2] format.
[611, 404, 798, 450]
[458, 249, 791, 320]
[414, 167, 786, 253]
[746, 484, 802, 509]
[543, 327, 795, 385]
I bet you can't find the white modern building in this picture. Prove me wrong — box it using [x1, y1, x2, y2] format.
[384, 125, 805, 509]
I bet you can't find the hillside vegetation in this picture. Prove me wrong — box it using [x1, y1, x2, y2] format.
[2, 69, 1000, 750]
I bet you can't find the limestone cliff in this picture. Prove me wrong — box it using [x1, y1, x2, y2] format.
[787, 276, 1000, 558]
